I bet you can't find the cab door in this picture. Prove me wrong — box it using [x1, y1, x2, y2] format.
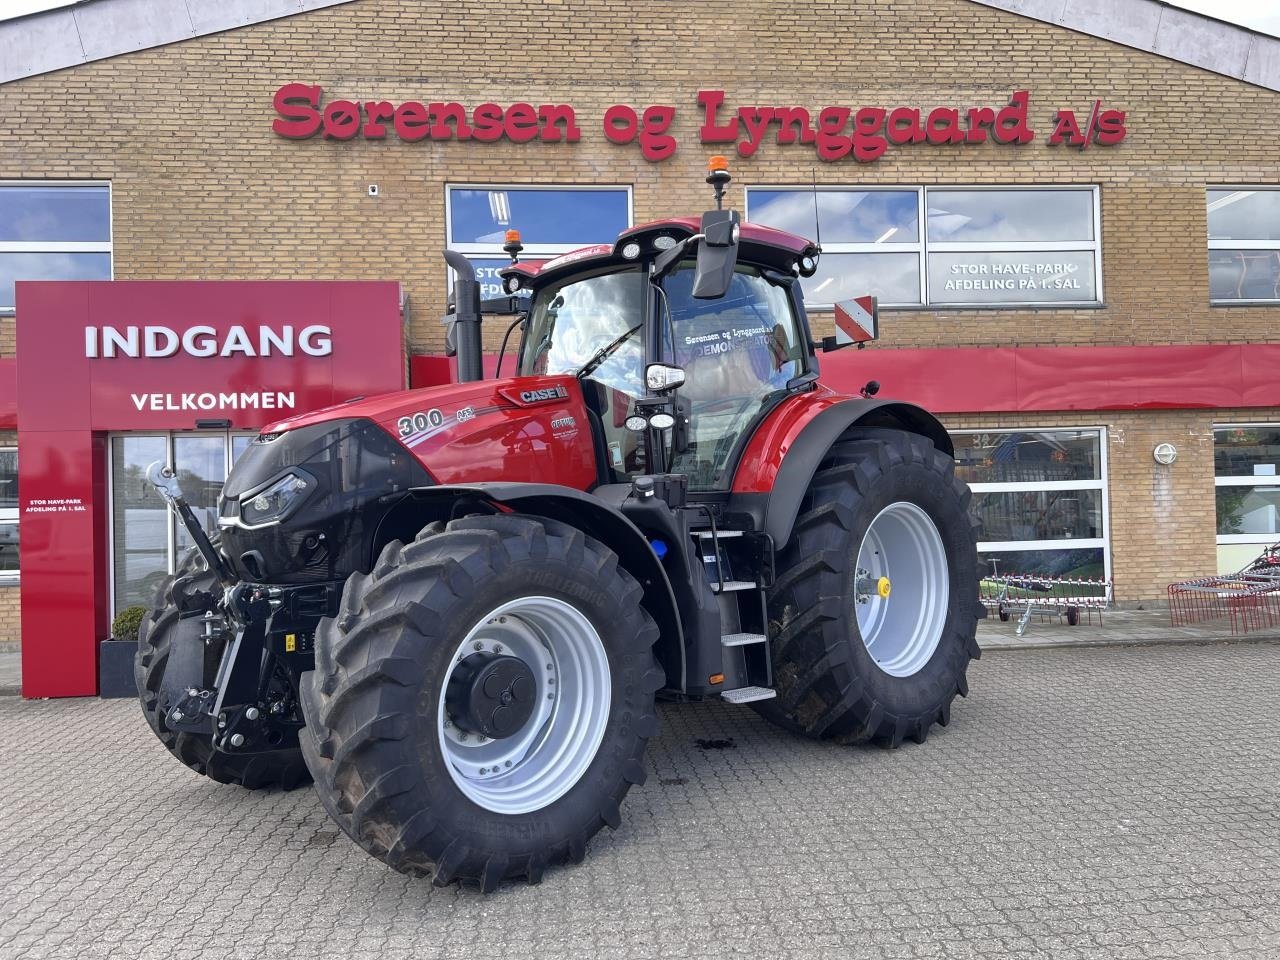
[661, 264, 808, 490]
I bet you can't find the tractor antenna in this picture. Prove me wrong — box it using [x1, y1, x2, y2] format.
[810, 166, 823, 250]
[706, 155, 731, 210]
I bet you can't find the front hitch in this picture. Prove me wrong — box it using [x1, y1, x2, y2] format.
[145, 460, 235, 587]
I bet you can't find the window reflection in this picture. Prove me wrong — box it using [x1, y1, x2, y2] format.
[927, 190, 1094, 242]
[0, 185, 111, 242]
[0, 252, 112, 309]
[801, 252, 920, 306]
[1207, 190, 1280, 242]
[749, 190, 919, 244]
[448, 188, 629, 246]
[956, 430, 1102, 484]
[1209, 249, 1280, 301]
[1214, 427, 1280, 477]
[980, 548, 1105, 580]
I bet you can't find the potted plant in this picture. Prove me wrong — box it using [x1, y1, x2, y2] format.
[99, 604, 147, 699]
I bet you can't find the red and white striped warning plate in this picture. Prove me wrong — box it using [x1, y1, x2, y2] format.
[833, 295, 878, 345]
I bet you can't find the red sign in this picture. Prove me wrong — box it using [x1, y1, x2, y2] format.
[15, 280, 406, 698]
[272, 85, 1126, 162]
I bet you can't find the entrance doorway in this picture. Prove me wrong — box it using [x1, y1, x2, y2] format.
[108, 431, 255, 616]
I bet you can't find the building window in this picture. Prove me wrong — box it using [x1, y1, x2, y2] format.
[745, 186, 1101, 309]
[108, 431, 254, 615]
[446, 186, 631, 299]
[1207, 189, 1280, 303]
[954, 428, 1109, 582]
[0, 182, 112, 312]
[0, 448, 17, 579]
[1213, 425, 1280, 572]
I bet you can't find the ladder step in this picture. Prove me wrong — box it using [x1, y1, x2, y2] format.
[713, 580, 759, 593]
[695, 529, 744, 538]
[721, 632, 767, 647]
[720, 686, 777, 704]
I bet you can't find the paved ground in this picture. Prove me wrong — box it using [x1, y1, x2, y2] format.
[3, 641, 1280, 959]
[1, 608, 1264, 697]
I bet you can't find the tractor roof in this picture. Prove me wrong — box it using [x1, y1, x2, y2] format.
[500, 216, 817, 288]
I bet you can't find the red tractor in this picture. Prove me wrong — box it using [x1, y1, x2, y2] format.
[136, 159, 982, 891]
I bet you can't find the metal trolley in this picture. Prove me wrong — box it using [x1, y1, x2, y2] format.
[980, 563, 1113, 638]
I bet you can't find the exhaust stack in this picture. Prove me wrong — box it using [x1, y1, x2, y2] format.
[443, 249, 484, 383]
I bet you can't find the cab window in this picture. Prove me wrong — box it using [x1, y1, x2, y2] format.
[520, 268, 647, 479]
[663, 264, 806, 489]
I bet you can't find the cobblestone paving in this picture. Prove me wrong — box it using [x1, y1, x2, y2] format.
[3, 642, 1280, 959]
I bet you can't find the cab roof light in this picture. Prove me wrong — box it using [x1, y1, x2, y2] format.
[706, 156, 732, 209]
[503, 229, 523, 263]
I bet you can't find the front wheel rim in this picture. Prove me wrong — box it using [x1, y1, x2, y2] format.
[437, 596, 611, 815]
[854, 501, 950, 678]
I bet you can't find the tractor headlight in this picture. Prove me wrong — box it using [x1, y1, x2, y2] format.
[239, 470, 315, 527]
[797, 251, 820, 278]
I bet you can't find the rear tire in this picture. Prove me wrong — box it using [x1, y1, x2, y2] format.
[134, 548, 310, 790]
[299, 514, 663, 891]
[756, 429, 982, 747]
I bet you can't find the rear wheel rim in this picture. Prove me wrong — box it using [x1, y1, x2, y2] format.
[437, 596, 611, 815]
[854, 501, 950, 678]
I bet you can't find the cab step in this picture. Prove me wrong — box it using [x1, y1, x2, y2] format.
[721, 632, 767, 647]
[695, 529, 744, 538]
[720, 686, 777, 704]
[713, 580, 759, 593]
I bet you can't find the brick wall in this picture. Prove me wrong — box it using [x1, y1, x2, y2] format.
[1, 0, 1278, 354]
[0, 0, 1278, 624]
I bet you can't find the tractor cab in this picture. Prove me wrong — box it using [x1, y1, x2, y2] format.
[454, 157, 833, 494]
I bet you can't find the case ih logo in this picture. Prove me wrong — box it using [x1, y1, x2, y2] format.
[518, 386, 569, 404]
[273, 85, 1125, 162]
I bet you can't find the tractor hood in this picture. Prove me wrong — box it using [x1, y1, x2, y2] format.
[217, 374, 599, 582]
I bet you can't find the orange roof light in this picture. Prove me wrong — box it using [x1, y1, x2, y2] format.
[708, 155, 729, 173]
[504, 229, 522, 244]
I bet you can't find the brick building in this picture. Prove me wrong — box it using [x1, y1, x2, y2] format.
[2, 0, 1280, 687]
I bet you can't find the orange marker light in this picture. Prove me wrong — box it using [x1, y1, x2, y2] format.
[707, 155, 729, 173]
[504, 229, 522, 244]
[709, 673, 725, 685]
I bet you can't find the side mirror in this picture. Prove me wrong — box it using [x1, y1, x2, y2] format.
[821, 295, 879, 351]
[692, 209, 740, 300]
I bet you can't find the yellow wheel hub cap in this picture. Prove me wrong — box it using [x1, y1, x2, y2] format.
[877, 576, 892, 599]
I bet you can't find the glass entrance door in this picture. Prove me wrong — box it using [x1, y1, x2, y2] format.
[109, 431, 255, 616]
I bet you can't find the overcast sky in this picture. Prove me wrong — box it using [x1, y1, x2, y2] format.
[0, 0, 1278, 37]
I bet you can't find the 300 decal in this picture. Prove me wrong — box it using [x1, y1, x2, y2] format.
[397, 408, 445, 437]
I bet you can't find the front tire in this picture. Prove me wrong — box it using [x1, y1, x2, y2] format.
[757, 429, 982, 747]
[299, 514, 663, 891]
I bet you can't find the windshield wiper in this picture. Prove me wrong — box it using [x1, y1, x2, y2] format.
[575, 322, 642, 379]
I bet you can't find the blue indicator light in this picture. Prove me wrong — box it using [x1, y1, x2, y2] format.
[650, 539, 668, 558]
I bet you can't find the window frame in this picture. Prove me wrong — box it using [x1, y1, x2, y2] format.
[1206, 186, 1280, 306]
[0, 180, 114, 316]
[744, 184, 1103, 310]
[953, 426, 1111, 584]
[444, 184, 634, 295]
[1213, 422, 1280, 546]
[0, 446, 17, 582]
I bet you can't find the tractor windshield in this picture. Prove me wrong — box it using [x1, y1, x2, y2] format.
[663, 263, 806, 489]
[521, 267, 648, 478]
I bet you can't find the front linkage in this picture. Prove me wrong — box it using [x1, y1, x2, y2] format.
[146, 462, 336, 758]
